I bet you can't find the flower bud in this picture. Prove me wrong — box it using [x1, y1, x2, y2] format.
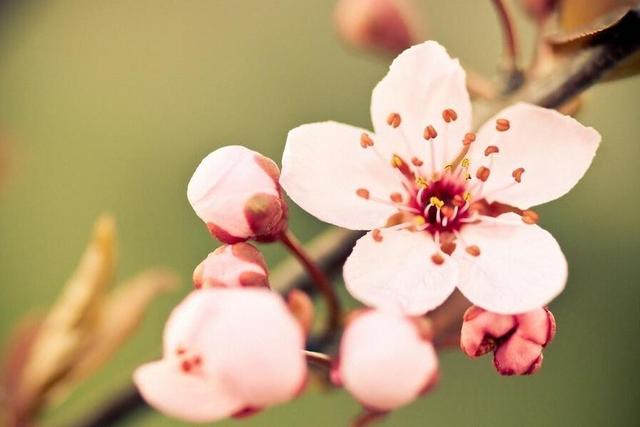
[334, 0, 422, 56]
[134, 289, 307, 423]
[193, 243, 269, 289]
[187, 145, 287, 244]
[335, 309, 438, 412]
[460, 306, 556, 376]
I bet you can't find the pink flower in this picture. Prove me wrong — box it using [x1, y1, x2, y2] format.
[280, 41, 600, 315]
[334, 309, 438, 412]
[193, 243, 269, 289]
[133, 288, 306, 423]
[460, 305, 556, 375]
[188, 145, 287, 244]
[334, 0, 422, 56]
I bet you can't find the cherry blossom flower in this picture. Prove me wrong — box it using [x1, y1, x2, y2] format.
[133, 288, 306, 423]
[460, 305, 556, 375]
[334, 309, 438, 411]
[192, 243, 269, 289]
[281, 41, 600, 315]
[188, 145, 287, 244]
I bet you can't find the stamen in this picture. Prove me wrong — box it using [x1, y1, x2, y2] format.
[453, 194, 465, 207]
[461, 158, 470, 168]
[465, 245, 481, 256]
[442, 108, 458, 123]
[441, 206, 454, 219]
[356, 188, 370, 199]
[476, 166, 491, 182]
[372, 229, 383, 242]
[387, 112, 401, 128]
[176, 347, 186, 356]
[390, 192, 403, 203]
[463, 132, 476, 146]
[496, 118, 510, 132]
[411, 157, 424, 166]
[484, 145, 500, 156]
[521, 210, 539, 224]
[512, 167, 525, 183]
[181, 360, 192, 373]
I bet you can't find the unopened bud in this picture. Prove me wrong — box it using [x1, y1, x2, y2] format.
[460, 306, 555, 375]
[188, 145, 288, 243]
[193, 243, 269, 289]
[334, 0, 423, 56]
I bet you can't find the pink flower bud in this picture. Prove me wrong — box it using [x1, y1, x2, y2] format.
[133, 289, 307, 423]
[335, 309, 438, 412]
[334, 0, 423, 56]
[193, 243, 269, 289]
[460, 305, 556, 376]
[187, 145, 287, 244]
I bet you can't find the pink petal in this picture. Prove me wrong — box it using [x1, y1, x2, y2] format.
[163, 289, 307, 409]
[370, 41, 471, 174]
[455, 214, 567, 314]
[134, 360, 243, 423]
[281, 121, 404, 230]
[460, 307, 516, 357]
[493, 334, 544, 375]
[187, 145, 284, 242]
[339, 310, 438, 411]
[344, 229, 458, 315]
[470, 103, 600, 209]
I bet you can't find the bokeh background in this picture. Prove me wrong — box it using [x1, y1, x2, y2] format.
[0, 0, 638, 426]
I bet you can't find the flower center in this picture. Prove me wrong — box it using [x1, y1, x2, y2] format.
[411, 176, 470, 235]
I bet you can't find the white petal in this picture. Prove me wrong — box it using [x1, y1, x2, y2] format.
[371, 41, 472, 174]
[134, 360, 243, 423]
[281, 121, 404, 230]
[470, 103, 600, 209]
[344, 229, 458, 315]
[455, 214, 567, 314]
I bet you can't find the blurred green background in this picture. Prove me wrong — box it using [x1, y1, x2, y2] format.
[0, 0, 638, 426]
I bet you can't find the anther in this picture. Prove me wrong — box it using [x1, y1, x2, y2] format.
[440, 241, 456, 255]
[176, 347, 186, 356]
[463, 132, 476, 145]
[415, 176, 428, 188]
[484, 145, 500, 156]
[512, 167, 525, 183]
[413, 216, 426, 227]
[465, 245, 481, 256]
[461, 158, 470, 168]
[443, 163, 453, 173]
[496, 118, 510, 132]
[431, 253, 445, 265]
[411, 157, 424, 166]
[372, 229, 383, 242]
[181, 360, 192, 373]
[521, 210, 539, 224]
[390, 192, 403, 203]
[442, 108, 458, 123]
[356, 188, 370, 199]
[476, 166, 491, 182]
[423, 125, 438, 140]
[441, 206, 454, 219]
[430, 196, 444, 209]
[452, 194, 465, 207]
[192, 356, 202, 366]
[387, 112, 402, 128]
[463, 192, 472, 201]
[360, 133, 374, 148]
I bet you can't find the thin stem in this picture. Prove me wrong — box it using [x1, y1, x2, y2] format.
[491, 0, 520, 79]
[304, 350, 332, 370]
[279, 229, 342, 344]
[352, 410, 386, 427]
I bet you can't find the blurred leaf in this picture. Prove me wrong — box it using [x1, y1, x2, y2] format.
[67, 268, 179, 383]
[17, 216, 117, 418]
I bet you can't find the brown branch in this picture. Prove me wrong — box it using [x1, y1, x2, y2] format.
[68, 8, 640, 427]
